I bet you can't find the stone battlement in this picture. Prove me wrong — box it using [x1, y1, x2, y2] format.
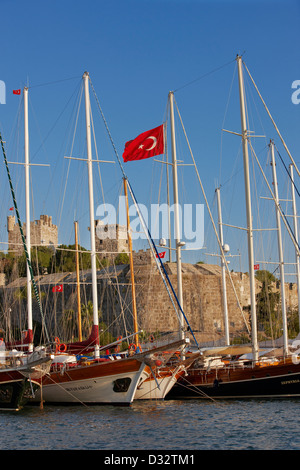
[132, 248, 155, 265]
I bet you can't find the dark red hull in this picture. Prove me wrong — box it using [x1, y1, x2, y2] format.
[167, 358, 300, 399]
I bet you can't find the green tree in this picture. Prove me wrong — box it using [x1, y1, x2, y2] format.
[54, 244, 92, 272]
[114, 252, 129, 265]
[255, 270, 280, 338]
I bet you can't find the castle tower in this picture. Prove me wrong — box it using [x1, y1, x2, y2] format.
[95, 222, 128, 262]
[7, 214, 58, 255]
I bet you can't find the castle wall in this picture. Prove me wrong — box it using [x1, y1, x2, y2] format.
[131, 259, 251, 344]
[2, 244, 299, 345]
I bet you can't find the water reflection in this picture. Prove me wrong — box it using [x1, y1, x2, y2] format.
[1, 399, 300, 450]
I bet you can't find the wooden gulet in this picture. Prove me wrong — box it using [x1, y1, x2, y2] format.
[30, 72, 191, 406]
[29, 72, 149, 405]
[123, 176, 190, 400]
[167, 55, 300, 401]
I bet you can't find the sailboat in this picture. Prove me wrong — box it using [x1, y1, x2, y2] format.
[133, 92, 203, 399]
[0, 88, 53, 411]
[28, 72, 192, 405]
[167, 54, 300, 400]
[0, 344, 53, 411]
[122, 176, 192, 400]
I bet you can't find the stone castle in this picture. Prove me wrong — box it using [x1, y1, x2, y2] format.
[2, 217, 299, 345]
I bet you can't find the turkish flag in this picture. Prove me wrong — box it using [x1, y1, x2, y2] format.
[156, 251, 166, 259]
[254, 264, 260, 270]
[13, 89, 21, 95]
[52, 284, 63, 292]
[122, 124, 164, 162]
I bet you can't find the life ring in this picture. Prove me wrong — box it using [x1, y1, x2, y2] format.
[117, 336, 122, 342]
[128, 343, 142, 353]
[58, 343, 67, 353]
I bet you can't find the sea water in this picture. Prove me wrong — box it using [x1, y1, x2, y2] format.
[1, 399, 299, 452]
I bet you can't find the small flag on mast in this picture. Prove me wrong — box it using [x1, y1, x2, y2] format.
[13, 89, 21, 95]
[52, 285, 63, 292]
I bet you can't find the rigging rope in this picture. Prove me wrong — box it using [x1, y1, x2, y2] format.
[248, 139, 300, 256]
[0, 131, 50, 343]
[243, 60, 300, 179]
[89, 77, 199, 348]
[173, 57, 236, 93]
[275, 144, 300, 198]
[174, 98, 250, 333]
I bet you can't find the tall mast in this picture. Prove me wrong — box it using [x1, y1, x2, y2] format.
[83, 71, 99, 358]
[270, 140, 288, 356]
[216, 187, 230, 345]
[24, 86, 33, 352]
[166, 140, 172, 263]
[74, 221, 82, 342]
[236, 55, 258, 362]
[289, 164, 300, 328]
[169, 91, 184, 340]
[124, 178, 139, 346]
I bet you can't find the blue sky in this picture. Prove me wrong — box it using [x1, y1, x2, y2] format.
[0, 0, 299, 274]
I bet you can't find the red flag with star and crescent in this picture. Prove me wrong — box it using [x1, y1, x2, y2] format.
[52, 284, 63, 293]
[122, 124, 165, 162]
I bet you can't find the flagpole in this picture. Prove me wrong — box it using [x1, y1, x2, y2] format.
[24, 86, 33, 352]
[83, 71, 99, 358]
[169, 91, 184, 342]
[124, 178, 139, 347]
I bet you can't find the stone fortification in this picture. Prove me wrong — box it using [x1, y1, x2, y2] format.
[2, 232, 299, 345]
[7, 215, 58, 255]
[0, 247, 265, 344]
[95, 222, 128, 262]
